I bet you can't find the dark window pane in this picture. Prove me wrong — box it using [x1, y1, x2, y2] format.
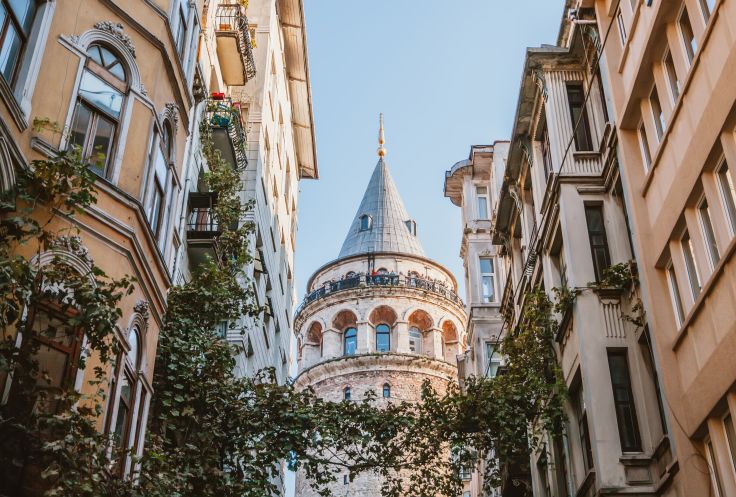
[567, 84, 593, 151]
[376, 324, 390, 352]
[8, 0, 35, 33]
[90, 114, 115, 171]
[585, 205, 611, 281]
[0, 22, 21, 81]
[69, 102, 92, 150]
[608, 351, 642, 452]
[149, 182, 164, 236]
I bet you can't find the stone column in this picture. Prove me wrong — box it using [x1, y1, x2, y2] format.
[302, 344, 320, 369]
[322, 329, 341, 358]
[395, 321, 409, 353]
[429, 327, 444, 360]
[356, 321, 371, 354]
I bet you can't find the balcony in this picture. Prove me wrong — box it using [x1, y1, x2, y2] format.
[214, 4, 256, 86]
[295, 273, 464, 318]
[205, 96, 248, 171]
[186, 192, 221, 266]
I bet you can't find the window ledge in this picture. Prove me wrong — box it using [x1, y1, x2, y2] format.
[619, 452, 650, 466]
[0, 77, 28, 132]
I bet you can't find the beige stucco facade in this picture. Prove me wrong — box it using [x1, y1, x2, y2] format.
[589, 0, 736, 495]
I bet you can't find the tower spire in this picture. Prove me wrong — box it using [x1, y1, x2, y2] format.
[377, 113, 386, 158]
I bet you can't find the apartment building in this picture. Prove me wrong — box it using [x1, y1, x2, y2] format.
[591, 0, 736, 495]
[444, 143, 509, 497]
[174, 0, 316, 384]
[0, 0, 199, 485]
[491, 7, 674, 496]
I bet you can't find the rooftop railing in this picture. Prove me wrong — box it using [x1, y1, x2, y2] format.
[295, 273, 464, 317]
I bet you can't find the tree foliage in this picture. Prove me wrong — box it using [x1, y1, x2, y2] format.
[0, 117, 566, 497]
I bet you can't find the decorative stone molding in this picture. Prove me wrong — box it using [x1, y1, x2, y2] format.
[134, 299, 150, 323]
[161, 103, 180, 134]
[93, 21, 136, 58]
[50, 235, 93, 267]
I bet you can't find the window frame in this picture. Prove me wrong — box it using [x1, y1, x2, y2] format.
[475, 185, 489, 220]
[479, 256, 496, 303]
[716, 159, 736, 237]
[382, 383, 390, 398]
[697, 195, 720, 270]
[663, 49, 681, 104]
[607, 349, 643, 453]
[706, 436, 725, 497]
[650, 86, 665, 142]
[484, 341, 501, 378]
[566, 83, 594, 152]
[616, 7, 627, 46]
[408, 326, 423, 354]
[678, 5, 697, 66]
[681, 229, 702, 300]
[722, 413, 736, 477]
[572, 380, 594, 471]
[666, 260, 686, 326]
[375, 323, 390, 353]
[343, 327, 357, 356]
[638, 120, 652, 172]
[584, 204, 612, 282]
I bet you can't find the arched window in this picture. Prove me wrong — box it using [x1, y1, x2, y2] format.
[409, 326, 423, 355]
[69, 43, 128, 178]
[376, 324, 390, 353]
[343, 386, 351, 400]
[360, 214, 372, 231]
[344, 327, 357, 356]
[127, 327, 140, 369]
[383, 383, 391, 398]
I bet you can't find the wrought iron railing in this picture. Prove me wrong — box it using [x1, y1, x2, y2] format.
[205, 96, 248, 170]
[295, 273, 464, 317]
[215, 4, 256, 82]
[187, 207, 220, 236]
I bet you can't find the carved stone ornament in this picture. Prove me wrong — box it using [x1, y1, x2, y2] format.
[162, 103, 180, 134]
[50, 236, 93, 267]
[134, 299, 150, 323]
[94, 21, 136, 58]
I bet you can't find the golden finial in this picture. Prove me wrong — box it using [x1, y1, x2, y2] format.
[377, 113, 387, 158]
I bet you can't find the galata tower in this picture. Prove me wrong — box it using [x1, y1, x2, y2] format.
[294, 116, 467, 496]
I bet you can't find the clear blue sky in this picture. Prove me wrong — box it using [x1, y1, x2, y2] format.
[294, 0, 564, 302]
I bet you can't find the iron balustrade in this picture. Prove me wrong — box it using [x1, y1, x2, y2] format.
[205, 96, 248, 170]
[215, 4, 256, 82]
[187, 207, 221, 236]
[295, 273, 464, 317]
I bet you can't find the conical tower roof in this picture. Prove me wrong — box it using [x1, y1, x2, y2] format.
[338, 156, 426, 258]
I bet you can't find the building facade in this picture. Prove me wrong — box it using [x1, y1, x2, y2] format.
[591, 0, 736, 495]
[445, 143, 509, 497]
[175, 0, 316, 386]
[294, 124, 468, 496]
[0, 0, 199, 486]
[490, 7, 675, 497]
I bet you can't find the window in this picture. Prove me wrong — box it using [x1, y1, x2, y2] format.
[616, 7, 627, 45]
[566, 83, 593, 152]
[679, 7, 697, 65]
[476, 186, 489, 220]
[344, 327, 357, 356]
[706, 437, 725, 497]
[584, 205, 611, 281]
[664, 50, 681, 102]
[639, 329, 668, 435]
[479, 257, 496, 303]
[343, 475, 348, 485]
[667, 262, 686, 326]
[484, 342, 501, 378]
[359, 214, 372, 231]
[409, 327, 423, 354]
[650, 87, 665, 141]
[698, 197, 720, 269]
[375, 324, 390, 353]
[700, 0, 716, 21]
[383, 383, 390, 398]
[343, 386, 351, 401]
[723, 414, 736, 474]
[9, 304, 83, 415]
[607, 350, 642, 452]
[405, 219, 417, 235]
[638, 122, 652, 172]
[681, 230, 702, 299]
[541, 123, 554, 181]
[717, 160, 736, 236]
[0, 0, 38, 84]
[175, 2, 189, 58]
[572, 382, 594, 471]
[69, 44, 127, 178]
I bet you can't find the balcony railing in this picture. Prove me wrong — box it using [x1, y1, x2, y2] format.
[206, 96, 248, 171]
[295, 273, 464, 317]
[214, 4, 256, 85]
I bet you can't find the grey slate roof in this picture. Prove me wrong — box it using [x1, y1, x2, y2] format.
[338, 158, 426, 259]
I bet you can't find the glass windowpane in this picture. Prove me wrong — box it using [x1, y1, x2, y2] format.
[0, 22, 21, 81]
[78, 70, 123, 118]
